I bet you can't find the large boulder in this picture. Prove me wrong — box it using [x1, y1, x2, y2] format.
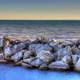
[57, 46, 72, 60]
[37, 50, 54, 63]
[39, 63, 48, 70]
[29, 43, 52, 54]
[60, 40, 74, 47]
[23, 50, 34, 59]
[71, 46, 80, 55]
[22, 57, 35, 64]
[72, 55, 79, 65]
[31, 58, 44, 67]
[62, 55, 72, 64]
[11, 50, 24, 62]
[4, 46, 12, 59]
[49, 61, 69, 70]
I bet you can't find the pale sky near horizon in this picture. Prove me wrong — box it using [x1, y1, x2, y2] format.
[0, 0, 80, 20]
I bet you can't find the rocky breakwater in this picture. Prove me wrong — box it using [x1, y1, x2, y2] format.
[1, 36, 80, 72]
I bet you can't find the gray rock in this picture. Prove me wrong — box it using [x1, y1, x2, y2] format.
[23, 51, 33, 59]
[37, 50, 54, 63]
[57, 46, 72, 60]
[49, 61, 69, 70]
[74, 58, 80, 72]
[4, 46, 12, 59]
[0, 53, 6, 63]
[29, 43, 52, 54]
[61, 40, 74, 47]
[31, 58, 44, 67]
[39, 63, 48, 70]
[71, 46, 80, 55]
[72, 55, 80, 65]
[0, 36, 4, 47]
[49, 41, 60, 51]
[23, 57, 35, 64]
[11, 40, 30, 54]
[11, 50, 24, 62]
[62, 55, 72, 64]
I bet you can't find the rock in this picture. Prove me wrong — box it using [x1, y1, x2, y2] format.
[11, 40, 31, 54]
[11, 50, 24, 62]
[23, 57, 35, 64]
[29, 43, 52, 54]
[62, 55, 72, 64]
[4, 46, 12, 59]
[39, 63, 48, 70]
[49, 61, 69, 70]
[14, 60, 22, 66]
[61, 40, 74, 47]
[71, 46, 80, 55]
[37, 50, 54, 63]
[0, 36, 4, 47]
[0, 53, 6, 63]
[48, 41, 60, 51]
[35, 36, 49, 44]
[23, 50, 33, 59]
[21, 62, 32, 68]
[57, 46, 72, 60]
[74, 58, 80, 72]
[31, 58, 44, 67]
[75, 39, 80, 47]
[72, 55, 80, 65]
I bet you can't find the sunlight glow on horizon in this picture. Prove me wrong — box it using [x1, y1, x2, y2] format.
[0, 16, 80, 20]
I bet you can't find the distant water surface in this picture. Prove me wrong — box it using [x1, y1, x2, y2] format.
[0, 20, 80, 39]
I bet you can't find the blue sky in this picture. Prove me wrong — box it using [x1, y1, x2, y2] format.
[0, 0, 80, 19]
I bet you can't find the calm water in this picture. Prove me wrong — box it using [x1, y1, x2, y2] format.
[0, 20, 80, 39]
[0, 20, 80, 80]
[0, 64, 80, 80]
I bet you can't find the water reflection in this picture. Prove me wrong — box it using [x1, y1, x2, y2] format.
[0, 64, 80, 80]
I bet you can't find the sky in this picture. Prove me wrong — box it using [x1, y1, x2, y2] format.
[0, 0, 80, 20]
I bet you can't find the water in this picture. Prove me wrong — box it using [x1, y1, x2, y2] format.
[0, 20, 80, 80]
[0, 20, 80, 39]
[0, 64, 80, 80]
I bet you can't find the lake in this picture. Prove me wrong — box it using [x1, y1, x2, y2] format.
[0, 64, 80, 80]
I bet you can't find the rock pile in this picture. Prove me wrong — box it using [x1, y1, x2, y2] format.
[1, 36, 80, 72]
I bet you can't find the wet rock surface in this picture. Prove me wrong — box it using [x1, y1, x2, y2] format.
[1, 36, 80, 72]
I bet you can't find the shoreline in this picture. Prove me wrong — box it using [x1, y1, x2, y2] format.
[0, 35, 80, 72]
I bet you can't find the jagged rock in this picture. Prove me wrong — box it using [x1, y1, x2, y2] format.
[0, 36, 4, 47]
[61, 40, 74, 47]
[11, 40, 31, 54]
[23, 57, 35, 64]
[71, 46, 80, 55]
[31, 58, 44, 67]
[23, 50, 33, 59]
[29, 43, 52, 54]
[4, 46, 12, 59]
[74, 58, 80, 72]
[49, 61, 69, 70]
[35, 36, 49, 44]
[72, 55, 79, 65]
[57, 46, 72, 60]
[48, 40, 60, 51]
[11, 50, 24, 62]
[14, 60, 22, 66]
[62, 55, 72, 64]
[39, 63, 48, 70]
[37, 50, 54, 63]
